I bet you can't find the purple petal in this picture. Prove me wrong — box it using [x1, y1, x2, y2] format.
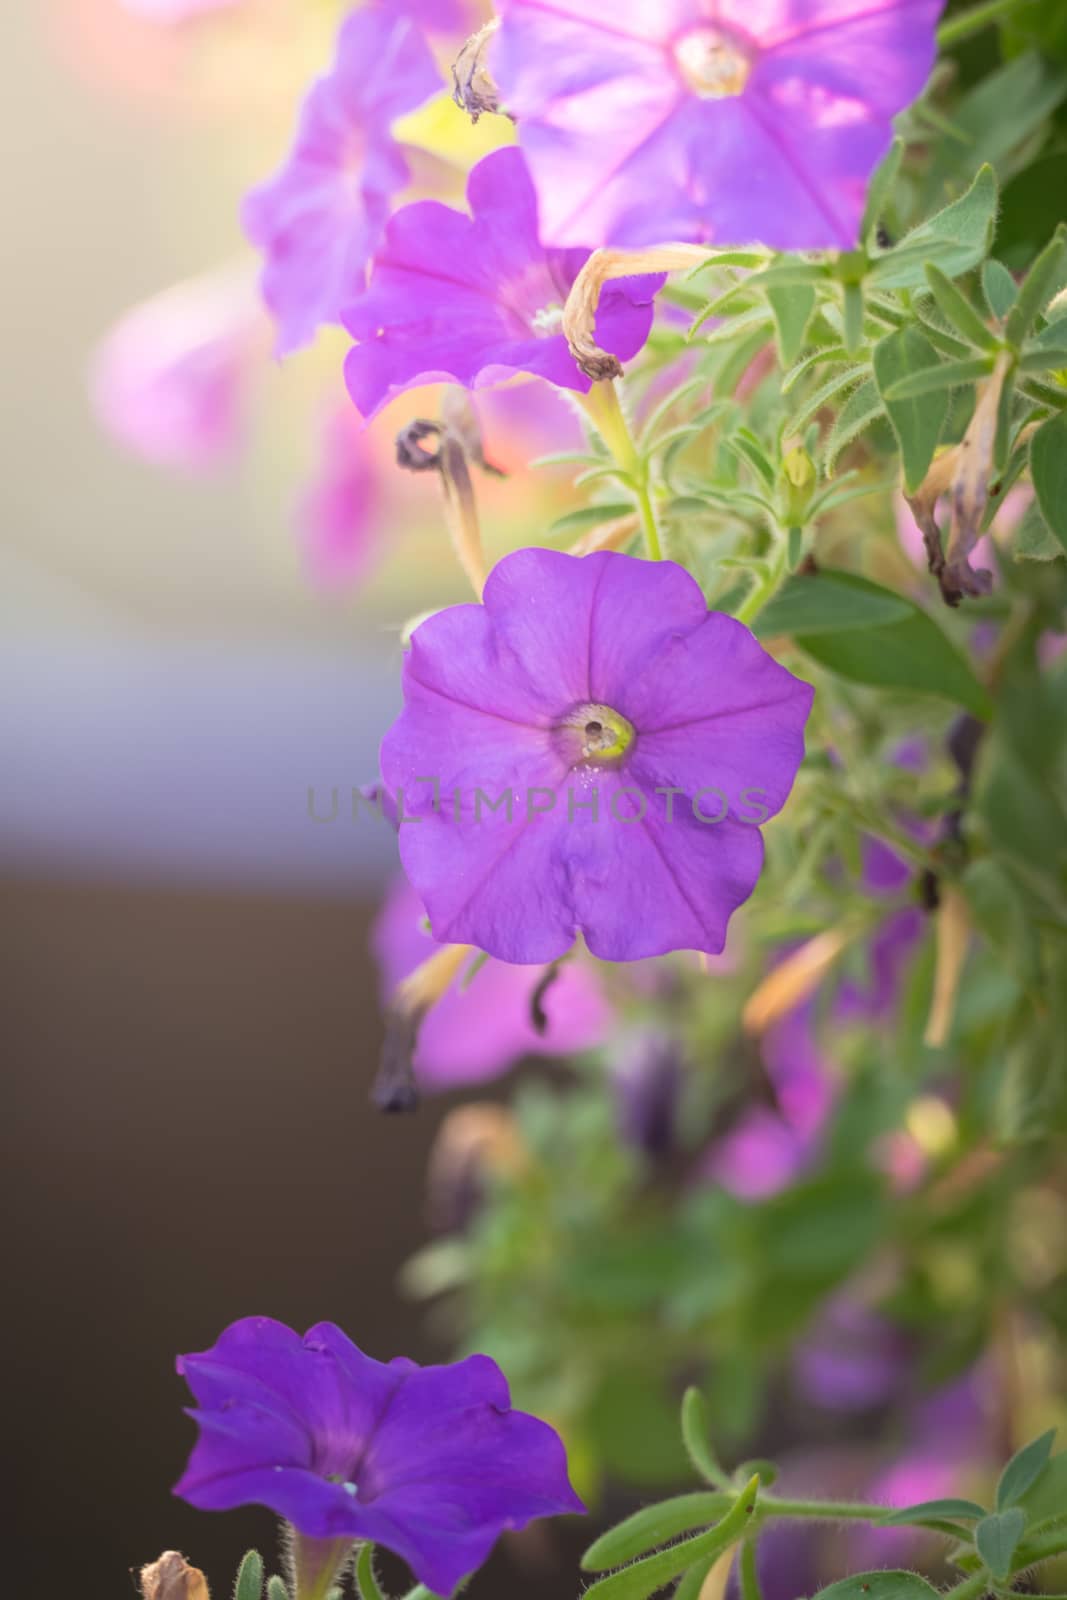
[344, 147, 662, 417]
[495, 0, 944, 250]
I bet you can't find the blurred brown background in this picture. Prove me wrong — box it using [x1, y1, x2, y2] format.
[1, 4, 584, 1593]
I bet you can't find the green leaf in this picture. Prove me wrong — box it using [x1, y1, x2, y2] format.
[998, 1430, 1057, 1510]
[1014, 500, 1065, 562]
[549, 502, 635, 535]
[234, 1552, 264, 1600]
[878, 1499, 988, 1527]
[873, 326, 946, 492]
[869, 165, 998, 290]
[963, 858, 1042, 991]
[1031, 413, 1067, 556]
[727, 430, 777, 491]
[767, 283, 816, 367]
[842, 281, 865, 355]
[1019, 1451, 1067, 1532]
[354, 1545, 388, 1600]
[982, 260, 1019, 322]
[862, 137, 904, 242]
[680, 1387, 731, 1488]
[759, 571, 992, 717]
[754, 571, 913, 636]
[823, 380, 885, 474]
[883, 355, 993, 400]
[811, 1574, 941, 1600]
[791, 364, 870, 432]
[674, 1556, 720, 1600]
[581, 1477, 760, 1600]
[582, 1493, 730, 1571]
[920, 53, 1067, 203]
[266, 1580, 290, 1600]
[976, 1508, 1027, 1578]
[924, 264, 999, 350]
[1006, 226, 1067, 348]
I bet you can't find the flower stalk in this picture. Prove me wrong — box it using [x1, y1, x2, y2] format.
[578, 380, 664, 560]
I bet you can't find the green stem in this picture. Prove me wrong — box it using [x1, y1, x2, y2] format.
[761, 1496, 896, 1521]
[578, 380, 663, 560]
[941, 1574, 990, 1600]
[739, 1540, 764, 1600]
[937, 0, 1030, 47]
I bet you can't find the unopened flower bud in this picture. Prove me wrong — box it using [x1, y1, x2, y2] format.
[140, 1553, 210, 1600]
[780, 446, 816, 525]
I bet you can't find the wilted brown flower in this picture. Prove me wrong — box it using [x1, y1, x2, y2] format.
[139, 1552, 209, 1600]
[451, 19, 504, 124]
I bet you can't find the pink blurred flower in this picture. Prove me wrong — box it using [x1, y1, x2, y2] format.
[243, 6, 439, 354]
[298, 407, 383, 586]
[373, 875, 612, 1087]
[90, 266, 262, 473]
[118, 0, 240, 21]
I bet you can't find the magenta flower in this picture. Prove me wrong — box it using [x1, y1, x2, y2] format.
[344, 147, 664, 419]
[380, 547, 813, 963]
[243, 7, 439, 355]
[493, 0, 943, 252]
[373, 874, 611, 1085]
[298, 407, 383, 586]
[175, 1316, 584, 1596]
[90, 268, 262, 473]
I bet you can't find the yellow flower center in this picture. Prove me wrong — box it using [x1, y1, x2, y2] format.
[557, 702, 636, 767]
[673, 26, 751, 99]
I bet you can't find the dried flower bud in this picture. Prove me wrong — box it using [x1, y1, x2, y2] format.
[742, 928, 849, 1034]
[140, 1553, 210, 1600]
[906, 353, 1012, 606]
[451, 19, 503, 124]
[373, 943, 476, 1113]
[394, 390, 498, 598]
[562, 243, 708, 379]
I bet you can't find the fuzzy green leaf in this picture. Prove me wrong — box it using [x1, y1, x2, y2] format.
[1030, 413, 1067, 555]
[582, 1477, 760, 1600]
[680, 1388, 731, 1488]
[883, 355, 993, 400]
[924, 264, 1000, 349]
[868, 166, 998, 290]
[234, 1552, 264, 1600]
[1005, 226, 1067, 348]
[976, 1508, 1027, 1578]
[873, 326, 946, 491]
[998, 1430, 1057, 1510]
[582, 1493, 730, 1571]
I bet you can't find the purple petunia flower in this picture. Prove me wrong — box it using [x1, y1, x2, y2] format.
[243, 7, 440, 355]
[175, 1316, 584, 1596]
[373, 873, 612, 1084]
[492, 0, 944, 252]
[380, 547, 813, 964]
[344, 146, 664, 419]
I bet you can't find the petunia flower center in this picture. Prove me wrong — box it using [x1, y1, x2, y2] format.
[531, 302, 565, 336]
[556, 702, 636, 767]
[672, 25, 751, 99]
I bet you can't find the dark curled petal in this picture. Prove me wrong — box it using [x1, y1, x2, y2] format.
[919, 868, 941, 912]
[451, 19, 504, 124]
[529, 961, 564, 1035]
[395, 419, 443, 473]
[373, 1009, 422, 1113]
[947, 714, 986, 785]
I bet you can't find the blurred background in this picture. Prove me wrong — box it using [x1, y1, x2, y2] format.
[2, 2, 586, 1593]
